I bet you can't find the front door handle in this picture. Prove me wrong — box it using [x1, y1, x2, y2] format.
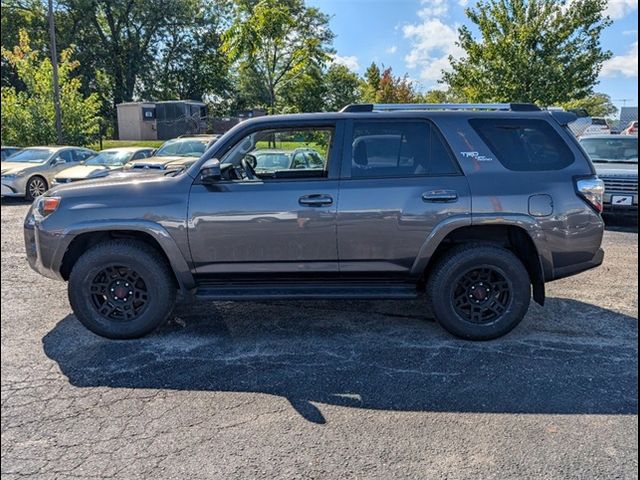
[299, 194, 333, 207]
[422, 190, 458, 202]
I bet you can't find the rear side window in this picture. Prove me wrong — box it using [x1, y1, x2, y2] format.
[469, 119, 574, 171]
[350, 121, 459, 178]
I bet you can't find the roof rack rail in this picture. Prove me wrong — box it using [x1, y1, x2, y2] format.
[340, 103, 541, 113]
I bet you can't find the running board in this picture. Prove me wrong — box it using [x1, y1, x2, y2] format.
[195, 282, 419, 301]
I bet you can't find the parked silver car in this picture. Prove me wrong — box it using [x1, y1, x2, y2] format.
[52, 147, 155, 186]
[125, 135, 219, 172]
[1, 146, 96, 200]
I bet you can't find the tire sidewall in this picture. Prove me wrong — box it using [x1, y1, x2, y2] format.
[69, 246, 175, 339]
[431, 249, 531, 340]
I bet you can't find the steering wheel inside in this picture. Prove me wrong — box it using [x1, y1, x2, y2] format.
[241, 155, 257, 180]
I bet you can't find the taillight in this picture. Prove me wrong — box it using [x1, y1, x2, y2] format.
[37, 196, 61, 217]
[576, 177, 605, 213]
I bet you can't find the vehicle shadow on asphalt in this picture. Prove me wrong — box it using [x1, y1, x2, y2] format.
[42, 297, 638, 424]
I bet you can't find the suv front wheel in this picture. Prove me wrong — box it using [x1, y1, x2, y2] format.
[427, 245, 531, 340]
[68, 240, 176, 339]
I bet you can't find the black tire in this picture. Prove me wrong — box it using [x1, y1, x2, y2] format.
[25, 176, 48, 201]
[426, 244, 531, 340]
[68, 240, 176, 339]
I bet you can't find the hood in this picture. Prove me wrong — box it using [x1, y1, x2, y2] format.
[48, 169, 178, 197]
[55, 164, 113, 180]
[1, 161, 44, 175]
[126, 155, 188, 169]
[594, 162, 638, 177]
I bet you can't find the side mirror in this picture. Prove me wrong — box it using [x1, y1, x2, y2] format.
[51, 157, 65, 166]
[199, 158, 221, 183]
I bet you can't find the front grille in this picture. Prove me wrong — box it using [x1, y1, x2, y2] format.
[601, 176, 638, 193]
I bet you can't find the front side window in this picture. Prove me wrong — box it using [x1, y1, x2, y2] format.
[222, 128, 333, 179]
[350, 121, 459, 178]
[59, 150, 75, 163]
[470, 118, 575, 171]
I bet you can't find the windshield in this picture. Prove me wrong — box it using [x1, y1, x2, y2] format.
[155, 139, 209, 158]
[4, 148, 54, 163]
[580, 137, 638, 163]
[86, 151, 130, 166]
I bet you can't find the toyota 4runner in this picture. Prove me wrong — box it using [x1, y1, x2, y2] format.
[25, 103, 606, 340]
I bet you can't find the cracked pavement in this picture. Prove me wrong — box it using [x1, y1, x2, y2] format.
[1, 199, 638, 479]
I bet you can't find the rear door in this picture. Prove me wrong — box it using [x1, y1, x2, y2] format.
[336, 119, 471, 277]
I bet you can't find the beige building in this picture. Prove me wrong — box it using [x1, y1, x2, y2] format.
[116, 102, 158, 141]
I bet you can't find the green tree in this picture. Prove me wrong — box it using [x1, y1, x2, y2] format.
[360, 64, 421, 104]
[1, 30, 101, 146]
[1, 0, 48, 90]
[561, 92, 618, 117]
[223, 0, 334, 112]
[442, 0, 612, 105]
[360, 62, 381, 102]
[323, 64, 361, 111]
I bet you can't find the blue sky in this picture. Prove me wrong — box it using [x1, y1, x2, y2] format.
[308, 0, 639, 113]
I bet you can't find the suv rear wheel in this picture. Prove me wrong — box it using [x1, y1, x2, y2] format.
[68, 240, 176, 339]
[427, 245, 531, 340]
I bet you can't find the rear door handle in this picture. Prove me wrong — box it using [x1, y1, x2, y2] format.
[422, 190, 458, 202]
[299, 194, 333, 207]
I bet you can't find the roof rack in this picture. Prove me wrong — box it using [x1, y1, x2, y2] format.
[340, 103, 541, 113]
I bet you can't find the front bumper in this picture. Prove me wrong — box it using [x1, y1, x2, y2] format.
[1, 176, 27, 196]
[24, 211, 71, 281]
[603, 192, 638, 216]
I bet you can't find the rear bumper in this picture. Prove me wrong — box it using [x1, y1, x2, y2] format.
[551, 248, 605, 281]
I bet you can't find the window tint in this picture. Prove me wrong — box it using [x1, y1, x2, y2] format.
[469, 119, 574, 171]
[59, 150, 75, 163]
[131, 150, 153, 160]
[222, 128, 333, 180]
[350, 121, 458, 178]
[75, 150, 95, 161]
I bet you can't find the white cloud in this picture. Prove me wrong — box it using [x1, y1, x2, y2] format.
[606, 0, 638, 19]
[418, 0, 449, 18]
[601, 41, 639, 77]
[331, 54, 360, 71]
[402, 1, 463, 85]
[386, 46, 398, 54]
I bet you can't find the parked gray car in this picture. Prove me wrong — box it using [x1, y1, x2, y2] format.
[25, 103, 605, 340]
[2, 146, 96, 200]
[579, 134, 638, 216]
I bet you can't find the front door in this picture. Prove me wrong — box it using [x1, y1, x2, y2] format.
[188, 122, 343, 278]
[337, 119, 471, 277]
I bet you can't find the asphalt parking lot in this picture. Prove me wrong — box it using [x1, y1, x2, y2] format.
[1, 198, 637, 480]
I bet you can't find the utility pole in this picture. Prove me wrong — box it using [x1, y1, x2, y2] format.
[48, 0, 63, 144]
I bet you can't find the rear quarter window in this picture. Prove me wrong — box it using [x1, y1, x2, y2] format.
[469, 118, 575, 171]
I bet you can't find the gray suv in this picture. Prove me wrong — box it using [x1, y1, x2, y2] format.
[24, 103, 606, 340]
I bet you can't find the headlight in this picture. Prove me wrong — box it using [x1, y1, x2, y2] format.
[1, 172, 24, 180]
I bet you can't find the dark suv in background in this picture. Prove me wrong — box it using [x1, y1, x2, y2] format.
[25, 103, 605, 340]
